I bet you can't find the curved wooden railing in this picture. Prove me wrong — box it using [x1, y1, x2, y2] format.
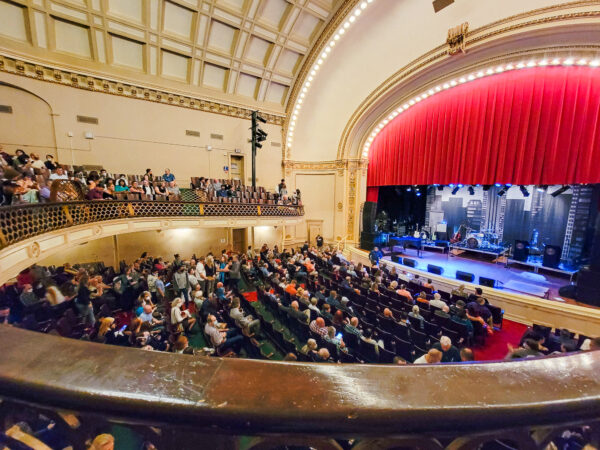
[0, 200, 304, 249]
[0, 326, 598, 448]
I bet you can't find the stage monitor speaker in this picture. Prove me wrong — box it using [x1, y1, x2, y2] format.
[513, 240, 530, 262]
[456, 271, 475, 283]
[362, 201, 377, 233]
[575, 268, 600, 307]
[542, 245, 562, 269]
[391, 255, 401, 263]
[360, 231, 377, 251]
[403, 258, 417, 268]
[427, 264, 443, 275]
[479, 276, 496, 288]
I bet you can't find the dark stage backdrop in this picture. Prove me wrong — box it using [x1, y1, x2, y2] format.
[376, 186, 427, 234]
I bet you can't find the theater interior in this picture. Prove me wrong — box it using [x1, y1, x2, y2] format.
[0, 0, 600, 449]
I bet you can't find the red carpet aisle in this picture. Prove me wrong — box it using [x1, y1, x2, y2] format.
[242, 291, 258, 302]
[473, 319, 528, 361]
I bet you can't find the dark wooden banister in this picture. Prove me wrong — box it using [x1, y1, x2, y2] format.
[0, 326, 598, 437]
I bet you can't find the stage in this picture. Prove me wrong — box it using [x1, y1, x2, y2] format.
[380, 247, 574, 300]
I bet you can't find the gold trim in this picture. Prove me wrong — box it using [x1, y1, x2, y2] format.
[0, 55, 284, 126]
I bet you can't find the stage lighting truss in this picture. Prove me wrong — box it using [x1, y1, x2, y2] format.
[286, 0, 376, 152]
[551, 185, 571, 197]
[519, 185, 530, 197]
[362, 56, 600, 159]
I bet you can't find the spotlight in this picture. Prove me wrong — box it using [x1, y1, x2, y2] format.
[406, 187, 412, 192]
[457, 184, 464, 188]
[451, 186, 460, 195]
[551, 185, 570, 197]
[448, 184, 455, 188]
[482, 185, 492, 191]
[497, 188, 506, 197]
[519, 185, 530, 197]
[436, 185, 444, 191]
[468, 186, 475, 195]
[494, 183, 502, 187]
[537, 185, 548, 193]
[416, 192, 422, 197]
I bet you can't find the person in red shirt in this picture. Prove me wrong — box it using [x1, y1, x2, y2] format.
[285, 280, 298, 296]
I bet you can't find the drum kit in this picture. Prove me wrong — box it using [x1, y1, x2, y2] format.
[462, 227, 501, 250]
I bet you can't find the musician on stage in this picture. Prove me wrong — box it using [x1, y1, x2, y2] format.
[369, 246, 383, 266]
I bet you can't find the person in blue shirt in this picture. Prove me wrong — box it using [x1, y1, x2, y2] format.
[369, 246, 383, 266]
[162, 168, 175, 183]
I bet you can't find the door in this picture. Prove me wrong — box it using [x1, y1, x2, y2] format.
[230, 155, 244, 181]
[232, 228, 246, 253]
[307, 220, 323, 245]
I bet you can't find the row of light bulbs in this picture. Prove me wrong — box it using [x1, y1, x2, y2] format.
[286, 0, 375, 150]
[362, 56, 600, 159]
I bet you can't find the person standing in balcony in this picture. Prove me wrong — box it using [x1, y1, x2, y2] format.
[162, 168, 175, 183]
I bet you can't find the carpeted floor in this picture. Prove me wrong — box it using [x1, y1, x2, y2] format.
[473, 319, 528, 361]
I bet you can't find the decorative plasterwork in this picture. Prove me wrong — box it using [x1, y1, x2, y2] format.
[337, 0, 600, 161]
[0, 54, 284, 125]
[282, 158, 365, 176]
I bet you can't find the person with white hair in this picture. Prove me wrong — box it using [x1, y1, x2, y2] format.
[432, 335, 461, 362]
[429, 292, 449, 312]
[170, 297, 196, 333]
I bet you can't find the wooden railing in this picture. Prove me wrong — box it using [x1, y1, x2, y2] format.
[0, 200, 304, 248]
[0, 326, 598, 448]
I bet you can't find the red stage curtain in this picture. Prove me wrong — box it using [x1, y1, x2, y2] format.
[367, 66, 600, 187]
[366, 186, 379, 202]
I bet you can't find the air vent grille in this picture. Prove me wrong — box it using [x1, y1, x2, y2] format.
[77, 115, 99, 124]
[0, 105, 13, 114]
[210, 133, 223, 140]
[186, 130, 200, 137]
[271, 142, 281, 147]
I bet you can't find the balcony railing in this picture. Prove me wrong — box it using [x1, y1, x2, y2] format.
[0, 200, 304, 249]
[0, 326, 598, 448]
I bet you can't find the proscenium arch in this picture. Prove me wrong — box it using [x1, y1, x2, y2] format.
[331, 2, 600, 162]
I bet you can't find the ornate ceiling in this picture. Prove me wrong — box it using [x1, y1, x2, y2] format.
[0, 0, 343, 114]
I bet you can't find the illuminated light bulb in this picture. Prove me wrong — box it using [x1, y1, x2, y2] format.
[343, 22, 350, 28]
[505, 63, 514, 70]
[288, 131, 293, 137]
[305, 81, 310, 87]
[392, 111, 398, 117]
[409, 99, 415, 105]
[551, 58, 561, 65]
[334, 34, 340, 41]
[299, 93, 305, 99]
[450, 80, 457, 86]
[329, 41, 335, 47]
[442, 83, 450, 89]
[476, 71, 484, 77]
[339, 28, 345, 35]
[538, 60, 548, 66]
[298, 98, 303, 104]
[459, 77, 466, 83]
[495, 66, 504, 73]
[310, 70, 316, 76]
[403, 103, 409, 109]
[486, 68, 494, 75]
[467, 74, 475, 80]
[428, 89, 434, 95]
[383, 119, 389, 124]
[361, 2, 367, 9]
[388, 114, 394, 120]
[435, 85, 441, 91]
[516, 62, 525, 69]
[590, 60, 600, 67]
[302, 87, 307, 93]
[317, 58, 323, 65]
[349, 16, 356, 23]
[422, 93, 428, 99]
[354, 9, 361, 16]
[308, 76, 313, 81]
[577, 58, 587, 65]
[367, 0, 374, 3]
[527, 60, 536, 67]
[325, 46, 331, 53]
[415, 96, 422, 102]
[396, 107, 404, 113]
[563, 58, 574, 65]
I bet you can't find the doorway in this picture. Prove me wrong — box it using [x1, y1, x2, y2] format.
[232, 228, 246, 253]
[230, 155, 244, 181]
[307, 220, 324, 245]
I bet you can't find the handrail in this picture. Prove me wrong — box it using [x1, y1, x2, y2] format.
[0, 200, 304, 249]
[0, 326, 598, 440]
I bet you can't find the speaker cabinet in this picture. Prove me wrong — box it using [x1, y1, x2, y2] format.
[427, 264, 443, 275]
[403, 258, 417, 268]
[513, 240, 530, 262]
[479, 276, 496, 288]
[542, 245, 562, 268]
[362, 201, 378, 233]
[575, 267, 600, 307]
[456, 271, 475, 282]
[391, 255, 401, 263]
[360, 231, 377, 251]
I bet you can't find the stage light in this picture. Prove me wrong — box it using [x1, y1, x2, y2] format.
[406, 187, 412, 192]
[537, 185, 548, 192]
[451, 186, 460, 195]
[468, 186, 475, 195]
[551, 185, 571, 197]
[448, 183, 454, 187]
[437, 185, 444, 191]
[494, 183, 502, 187]
[482, 185, 492, 191]
[505, 183, 512, 187]
[457, 184, 464, 188]
[497, 188, 506, 197]
[416, 192, 422, 197]
[519, 185, 530, 197]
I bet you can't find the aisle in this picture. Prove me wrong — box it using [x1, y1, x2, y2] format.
[473, 320, 528, 361]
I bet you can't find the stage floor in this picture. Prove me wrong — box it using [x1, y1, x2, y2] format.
[381, 248, 573, 301]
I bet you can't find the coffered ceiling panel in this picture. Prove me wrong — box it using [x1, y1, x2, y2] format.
[0, 0, 343, 112]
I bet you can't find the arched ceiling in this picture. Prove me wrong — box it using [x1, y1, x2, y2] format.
[287, 0, 599, 162]
[0, 0, 343, 115]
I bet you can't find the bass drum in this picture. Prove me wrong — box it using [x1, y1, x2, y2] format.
[466, 236, 482, 249]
